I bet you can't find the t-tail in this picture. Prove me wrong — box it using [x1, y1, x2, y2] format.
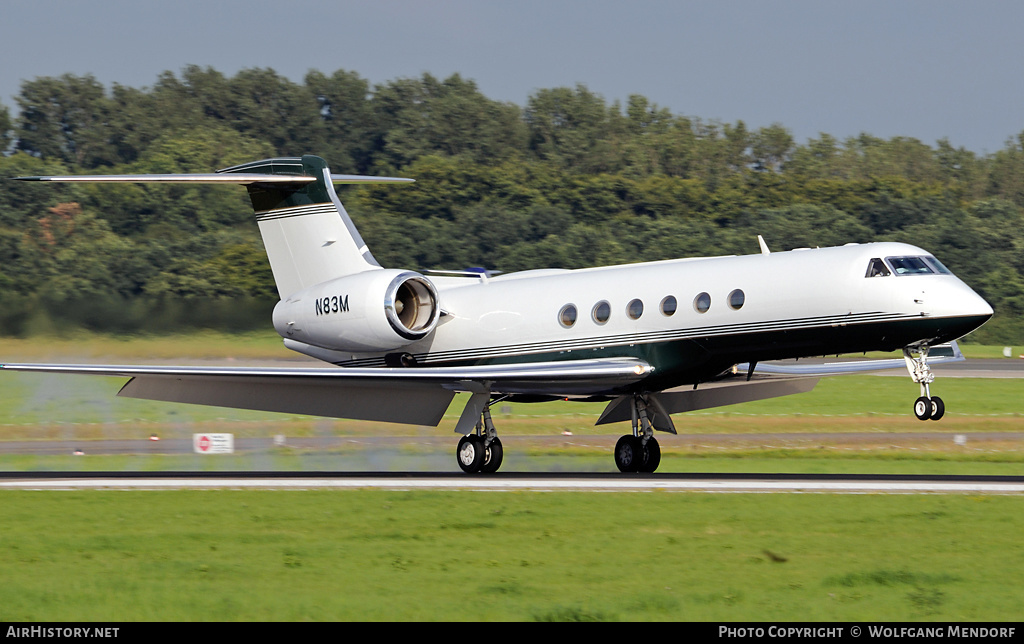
[14, 155, 413, 299]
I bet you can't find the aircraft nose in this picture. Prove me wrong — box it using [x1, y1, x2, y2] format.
[921, 279, 993, 325]
[973, 291, 995, 318]
[951, 283, 994, 330]
[959, 282, 994, 319]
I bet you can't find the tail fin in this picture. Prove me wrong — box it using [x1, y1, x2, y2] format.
[220, 155, 400, 298]
[15, 155, 413, 300]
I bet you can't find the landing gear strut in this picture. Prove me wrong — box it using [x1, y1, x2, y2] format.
[904, 345, 945, 421]
[614, 395, 661, 473]
[456, 399, 504, 473]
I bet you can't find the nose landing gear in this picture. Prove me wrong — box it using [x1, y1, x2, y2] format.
[904, 345, 945, 421]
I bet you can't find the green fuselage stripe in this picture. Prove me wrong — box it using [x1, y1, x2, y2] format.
[338, 314, 988, 393]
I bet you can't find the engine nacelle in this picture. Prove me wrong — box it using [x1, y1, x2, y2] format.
[272, 270, 440, 353]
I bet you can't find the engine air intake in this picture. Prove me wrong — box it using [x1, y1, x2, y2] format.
[387, 275, 440, 340]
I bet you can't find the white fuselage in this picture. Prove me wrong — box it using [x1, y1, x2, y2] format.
[284, 241, 992, 391]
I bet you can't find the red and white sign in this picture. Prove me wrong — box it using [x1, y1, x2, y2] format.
[192, 433, 234, 454]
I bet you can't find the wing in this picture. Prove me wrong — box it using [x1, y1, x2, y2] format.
[0, 358, 653, 427]
[595, 374, 820, 433]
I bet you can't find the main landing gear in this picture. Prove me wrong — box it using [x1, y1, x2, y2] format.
[904, 345, 945, 421]
[454, 393, 667, 474]
[456, 401, 504, 474]
[614, 395, 662, 473]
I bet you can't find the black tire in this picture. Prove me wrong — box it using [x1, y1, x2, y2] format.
[614, 435, 641, 473]
[639, 437, 661, 473]
[480, 438, 504, 473]
[929, 396, 945, 421]
[914, 396, 932, 421]
[457, 435, 484, 473]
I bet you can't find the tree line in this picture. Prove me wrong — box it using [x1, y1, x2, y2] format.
[0, 67, 1022, 342]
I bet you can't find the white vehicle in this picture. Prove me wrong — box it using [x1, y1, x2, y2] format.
[4, 155, 993, 473]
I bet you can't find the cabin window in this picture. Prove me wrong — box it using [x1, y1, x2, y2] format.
[924, 256, 952, 274]
[627, 299, 644, 320]
[592, 301, 611, 324]
[886, 256, 934, 275]
[558, 304, 578, 328]
[661, 296, 677, 316]
[865, 258, 890, 277]
[728, 289, 745, 310]
[693, 292, 711, 313]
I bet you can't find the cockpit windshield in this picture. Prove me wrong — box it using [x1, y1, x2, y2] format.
[923, 256, 952, 274]
[865, 256, 954, 278]
[887, 256, 933, 275]
[885, 256, 952, 276]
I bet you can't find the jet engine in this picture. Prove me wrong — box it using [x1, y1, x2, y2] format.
[272, 270, 440, 353]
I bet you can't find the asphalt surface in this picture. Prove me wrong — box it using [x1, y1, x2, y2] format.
[0, 471, 1021, 493]
[1, 431, 1022, 456]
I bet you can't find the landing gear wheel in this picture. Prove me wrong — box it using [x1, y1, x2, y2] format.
[639, 437, 661, 473]
[929, 396, 945, 421]
[480, 437, 504, 473]
[914, 396, 933, 421]
[457, 435, 484, 473]
[614, 435, 642, 473]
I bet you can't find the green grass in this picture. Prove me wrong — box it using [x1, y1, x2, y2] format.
[859, 344, 1018, 359]
[0, 330, 294, 362]
[0, 490, 1021, 621]
[0, 333, 1021, 621]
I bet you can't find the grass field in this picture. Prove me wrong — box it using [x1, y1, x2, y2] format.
[0, 370, 1022, 476]
[0, 333, 1022, 621]
[0, 490, 1021, 621]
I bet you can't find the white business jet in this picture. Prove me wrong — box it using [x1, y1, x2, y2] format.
[4, 155, 993, 473]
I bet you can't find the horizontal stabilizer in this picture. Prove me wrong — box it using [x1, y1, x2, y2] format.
[13, 155, 417, 299]
[13, 174, 412, 185]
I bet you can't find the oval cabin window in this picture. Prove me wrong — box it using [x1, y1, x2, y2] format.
[559, 304, 578, 328]
[728, 289, 745, 310]
[661, 296, 677, 316]
[693, 292, 711, 314]
[627, 299, 644, 320]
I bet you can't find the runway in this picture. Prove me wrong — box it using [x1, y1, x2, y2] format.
[2, 429, 1021, 454]
[1, 471, 1022, 493]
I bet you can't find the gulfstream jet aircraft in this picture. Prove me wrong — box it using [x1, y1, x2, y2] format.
[4, 155, 993, 473]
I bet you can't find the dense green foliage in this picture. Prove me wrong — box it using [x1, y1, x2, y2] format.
[1, 67, 1022, 341]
